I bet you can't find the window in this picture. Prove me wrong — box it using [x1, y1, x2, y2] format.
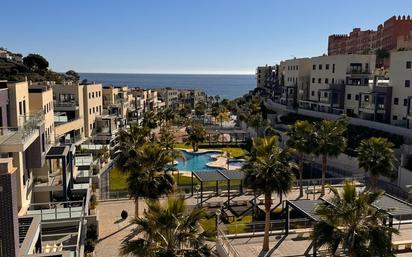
[319, 64, 322, 70]
[318, 78, 321, 83]
[19, 101, 22, 115]
[394, 98, 399, 105]
[92, 92, 95, 98]
[404, 99, 408, 106]
[393, 115, 398, 120]
[313, 64, 316, 70]
[332, 78, 335, 84]
[89, 109, 92, 114]
[23, 100, 26, 114]
[332, 64, 335, 73]
[324, 92, 327, 97]
[89, 93, 91, 99]
[407, 61, 411, 69]
[325, 78, 329, 84]
[312, 78, 315, 83]
[355, 94, 359, 101]
[311, 91, 315, 96]
[406, 80, 410, 88]
[347, 94, 351, 100]
[326, 64, 329, 70]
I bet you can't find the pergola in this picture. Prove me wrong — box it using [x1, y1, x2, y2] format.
[46, 145, 75, 201]
[285, 194, 412, 256]
[205, 127, 249, 145]
[191, 170, 245, 206]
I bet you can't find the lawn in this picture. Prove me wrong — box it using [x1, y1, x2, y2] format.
[200, 214, 253, 234]
[109, 167, 127, 191]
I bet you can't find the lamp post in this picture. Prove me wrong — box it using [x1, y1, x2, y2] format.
[215, 209, 222, 232]
[195, 184, 201, 206]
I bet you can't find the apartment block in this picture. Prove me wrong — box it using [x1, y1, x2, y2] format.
[129, 88, 159, 112]
[0, 81, 93, 257]
[102, 85, 132, 119]
[390, 51, 412, 127]
[256, 65, 276, 89]
[328, 15, 412, 55]
[83, 83, 103, 137]
[53, 82, 85, 144]
[157, 88, 180, 108]
[278, 58, 311, 107]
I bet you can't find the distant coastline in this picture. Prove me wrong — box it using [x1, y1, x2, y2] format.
[80, 73, 255, 99]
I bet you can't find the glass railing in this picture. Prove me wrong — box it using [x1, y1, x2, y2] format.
[54, 101, 78, 108]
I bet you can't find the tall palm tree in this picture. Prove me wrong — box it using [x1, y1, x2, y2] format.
[312, 181, 397, 257]
[126, 142, 181, 217]
[356, 137, 397, 191]
[120, 197, 213, 257]
[216, 111, 230, 127]
[287, 120, 316, 197]
[242, 136, 296, 251]
[313, 116, 347, 195]
[184, 124, 206, 152]
[142, 111, 158, 129]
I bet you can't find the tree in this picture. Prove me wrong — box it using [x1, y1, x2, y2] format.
[356, 137, 397, 191]
[159, 125, 175, 150]
[23, 54, 49, 72]
[125, 142, 179, 217]
[312, 181, 397, 257]
[179, 105, 191, 118]
[185, 124, 206, 152]
[142, 111, 158, 129]
[287, 120, 316, 197]
[216, 110, 230, 127]
[162, 108, 175, 125]
[195, 101, 206, 117]
[242, 136, 296, 251]
[214, 95, 220, 103]
[314, 116, 347, 195]
[210, 106, 220, 124]
[65, 70, 80, 81]
[248, 113, 267, 137]
[120, 197, 213, 257]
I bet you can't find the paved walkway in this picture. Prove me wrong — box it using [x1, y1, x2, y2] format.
[94, 200, 147, 257]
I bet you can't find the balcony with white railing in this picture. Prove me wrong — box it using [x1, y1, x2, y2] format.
[0, 111, 44, 152]
[53, 100, 79, 111]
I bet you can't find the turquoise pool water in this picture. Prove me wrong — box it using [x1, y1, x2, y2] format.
[175, 151, 245, 172]
[175, 151, 222, 172]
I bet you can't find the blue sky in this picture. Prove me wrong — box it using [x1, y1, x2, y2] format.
[1, 0, 411, 74]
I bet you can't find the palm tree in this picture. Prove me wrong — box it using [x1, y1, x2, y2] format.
[287, 120, 316, 197]
[312, 181, 397, 257]
[313, 116, 347, 195]
[184, 123, 206, 152]
[126, 142, 180, 217]
[356, 137, 397, 191]
[242, 136, 296, 251]
[159, 125, 176, 150]
[121, 197, 213, 257]
[142, 111, 158, 129]
[216, 110, 230, 127]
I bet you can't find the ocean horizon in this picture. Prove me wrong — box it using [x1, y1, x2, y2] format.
[80, 73, 255, 99]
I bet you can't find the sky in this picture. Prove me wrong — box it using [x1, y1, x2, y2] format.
[1, 0, 411, 74]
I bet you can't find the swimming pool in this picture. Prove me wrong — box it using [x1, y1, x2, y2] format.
[175, 151, 221, 172]
[175, 151, 245, 172]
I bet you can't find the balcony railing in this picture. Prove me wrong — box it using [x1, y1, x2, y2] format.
[53, 101, 78, 108]
[346, 68, 371, 75]
[360, 102, 385, 110]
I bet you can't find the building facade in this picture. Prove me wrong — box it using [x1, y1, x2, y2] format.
[328, 16, 412, 55]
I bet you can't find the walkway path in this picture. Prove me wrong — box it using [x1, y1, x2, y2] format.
[94, 199, 148, 257]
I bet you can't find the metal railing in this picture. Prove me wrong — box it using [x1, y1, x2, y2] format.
[217, 227, 241, 257]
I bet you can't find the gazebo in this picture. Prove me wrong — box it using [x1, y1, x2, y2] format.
[191, 170, 245, 206]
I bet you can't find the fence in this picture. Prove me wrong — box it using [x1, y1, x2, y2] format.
[216, 227, 241, 257]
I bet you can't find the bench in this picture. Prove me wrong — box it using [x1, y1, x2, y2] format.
[392, 240, 412, 251]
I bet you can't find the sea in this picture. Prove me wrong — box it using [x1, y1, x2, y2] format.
[79, 73, 255, 99]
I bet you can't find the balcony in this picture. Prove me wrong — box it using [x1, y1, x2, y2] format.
[53, 100, 79, 111]
[346, 68, 371, 75]
[0, 112, 44, 152]
[359, 102, 386, 114]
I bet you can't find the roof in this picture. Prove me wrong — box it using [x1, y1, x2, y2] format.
[193, 170, 245, 182]
[46, 146, 69, 158]
[373, 194, 412, 219]
[287, 199, 325, 221]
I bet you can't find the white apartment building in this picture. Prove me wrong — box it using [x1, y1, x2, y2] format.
[390, 51, 412, 128]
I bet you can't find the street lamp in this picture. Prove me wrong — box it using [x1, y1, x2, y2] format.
[215, 209, 222, 231]
[195, 184, 201, 206]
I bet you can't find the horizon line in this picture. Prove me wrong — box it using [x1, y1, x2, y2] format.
[75, 71, 255, 76]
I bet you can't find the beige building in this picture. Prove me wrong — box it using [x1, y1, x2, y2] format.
[256, 65, 276, 88]
[278, 58, 311, 107]
[29, 82, 55, 144]
[53, 82, 85, 144]
[83, 83, 103, 137]
[129, 88, 159, 112]
[390, 51, 412, 127]
[102, 85, 132, 119]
